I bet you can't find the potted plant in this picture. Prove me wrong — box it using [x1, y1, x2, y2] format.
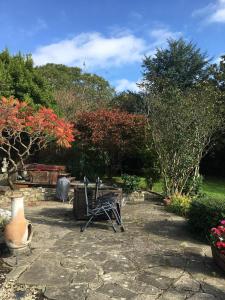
[209, 220, 225, 272]
[121, 174, 145, 203]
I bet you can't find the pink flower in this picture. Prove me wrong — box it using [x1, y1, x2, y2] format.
[211, 228, 221, 235]
[218, 226, 225, 233]
[215, 241, 225, 249]
[220, 220, 225, 225]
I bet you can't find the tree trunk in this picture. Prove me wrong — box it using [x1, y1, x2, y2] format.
[7, 168, 17, 190]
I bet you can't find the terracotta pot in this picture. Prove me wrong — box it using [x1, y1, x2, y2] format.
[4, 194, 32, 249]
[163, 197, 171, 206]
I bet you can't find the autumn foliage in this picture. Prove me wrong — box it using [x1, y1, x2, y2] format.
[74, 109, 147, 176]
[0, 97, 74, 187]
[75, 109, 146, 150]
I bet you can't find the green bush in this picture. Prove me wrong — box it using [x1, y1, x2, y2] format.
[188, 195, 225, 237]
[121, 174, 141, 194]
[166, 194, 192, 217]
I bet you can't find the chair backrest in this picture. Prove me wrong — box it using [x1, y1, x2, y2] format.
[95, 177, 101, 200]
[84, 176, 90, 215]
[84, 176, 102, 215]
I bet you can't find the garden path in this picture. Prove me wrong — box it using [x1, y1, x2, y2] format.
[1, 196, 225, 300]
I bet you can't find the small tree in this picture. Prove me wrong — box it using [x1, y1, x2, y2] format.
[147, 84, 222, 196]
[0, 97, 74, 188]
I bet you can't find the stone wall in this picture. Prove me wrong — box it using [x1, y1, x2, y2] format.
[0, 187, 74, 207]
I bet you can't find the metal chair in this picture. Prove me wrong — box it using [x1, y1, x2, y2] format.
[80, 176, 124, 232]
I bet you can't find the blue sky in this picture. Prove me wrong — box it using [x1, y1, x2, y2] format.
[0, 0, 225, 92]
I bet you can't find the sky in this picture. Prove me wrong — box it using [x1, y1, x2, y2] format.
[0, 0, 225, 92]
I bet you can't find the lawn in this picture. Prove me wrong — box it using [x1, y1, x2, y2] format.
[108, 176, 225, 201]
[152, 177, 225, 201]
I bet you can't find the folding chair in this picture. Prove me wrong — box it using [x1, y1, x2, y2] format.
[80, 176, 124, 232]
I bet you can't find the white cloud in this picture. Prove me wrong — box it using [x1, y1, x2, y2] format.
[33, 27, 181, 69]
[115, 79, 140, 92]
[33, 32, 147, 67]
[149, 28, 182, 47]
[193, 0, 225, 24]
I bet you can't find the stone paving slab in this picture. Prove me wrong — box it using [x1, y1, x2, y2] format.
[1, 198, 225, 299]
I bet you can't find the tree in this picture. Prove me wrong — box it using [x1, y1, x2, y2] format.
[147, 84, 222, 196]
[210, 55, 225, 92]
[110, 91, 147, 114]
[0, 49, 54, 108]
[143, 38, 209, 91]
[200, 55, 225, 177]
[0, 97, 74, 188]
[37, 64, 115, 120]
[74, 109, 147, 177]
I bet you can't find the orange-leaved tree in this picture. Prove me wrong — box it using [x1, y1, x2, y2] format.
[0, 97, 74, 188]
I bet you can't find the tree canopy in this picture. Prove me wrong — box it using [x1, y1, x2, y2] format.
[0, 49, 54, 107]
[143, 38, 209, 91]
[37, 63, 115, 120]
[110, 91, 147, 114]
[0, 96, 74, 188]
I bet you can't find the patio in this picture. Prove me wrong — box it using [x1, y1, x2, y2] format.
[1, 196, 225, 300]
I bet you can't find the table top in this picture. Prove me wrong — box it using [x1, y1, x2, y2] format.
[73, 182, 122, 191]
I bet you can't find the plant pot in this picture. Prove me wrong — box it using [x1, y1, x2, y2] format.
[211, 245, 225, 272]
[4, 194, 33, 250]
[163, 197, 171, 206]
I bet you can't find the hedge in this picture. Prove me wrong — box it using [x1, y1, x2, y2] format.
[188, 195, 225, 237]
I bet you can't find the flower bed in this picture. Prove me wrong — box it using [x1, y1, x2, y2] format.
[209, 220, 225, 272]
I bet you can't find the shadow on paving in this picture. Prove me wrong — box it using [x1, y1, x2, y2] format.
[144, 218, 206, 244]
[2, 201, 225, 300]
[26, 206, 119, 232]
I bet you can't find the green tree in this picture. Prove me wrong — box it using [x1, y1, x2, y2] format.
[0, 49, 54, 107]
[143, 38, 209, 91]
[37, 63, 115, 120]
[110, 91, 147, 114]
[147, 84, 222, 196]
[200, 55, 225, 177]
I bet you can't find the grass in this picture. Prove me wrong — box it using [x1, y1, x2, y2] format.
[105, 176, 225, 200]
[109, 176, 148, 189]
[152, 177, 225, 201]
[202, 177, 225, 201]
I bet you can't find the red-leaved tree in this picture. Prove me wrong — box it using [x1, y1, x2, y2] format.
[75, 109, 147, 176]
[0, 97, 74, 188]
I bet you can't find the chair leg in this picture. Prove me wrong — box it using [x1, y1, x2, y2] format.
[112, 207, 121, 225]
[103, 208, 117, 232]
[81, 215, 94, 232]
[112, 207, 125, 232]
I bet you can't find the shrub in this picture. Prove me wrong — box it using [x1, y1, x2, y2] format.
[166, 194, 192, 217]
[121, 174, 141, 194]
[188, 195, 225, 237]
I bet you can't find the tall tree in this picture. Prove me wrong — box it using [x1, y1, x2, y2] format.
[143, 38, 209, 91]
[142, 39, 222, 195]
[0, 49, 54, 107]
[37, 64, 115, 120]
